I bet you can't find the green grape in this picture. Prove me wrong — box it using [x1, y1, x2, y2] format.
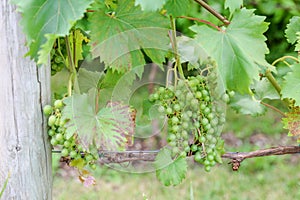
[48, 129, 55, 137]
[48, 115, 56, 126]
[55, 133, 64, 142]
[90, 164, 97, 170]
[204, 165, 211, 172]
[168, 134, 176, 142]
[70, 150, 77, 158]
[85, 154, 94, 162]
[50, 138, 58, 146]
[194, 152, 202, 162]
[61, 148, 69, 157]
[221, 93, 230, 103]
[171, 116, 179, 124]
[63, 141, 71, 148]
[199, 136, 206, 143]
[207, 154, 214, 161]
[54, 99, 64, 109]
[43, 105, 53, 116]
[191, 144, 198, 152]
[158, 105, 165, 113]
[173, 104, 181, 112]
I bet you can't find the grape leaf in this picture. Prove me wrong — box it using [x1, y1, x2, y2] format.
[285, 16, 300, 46]
[71, 30, 90, 68]
[281, 63, 300, 106]
[191, 8, 270, 94]
[89, 0, 169, 72]
[229, 78, 279, 116]
[253, 78, 280, 100]
[224, 0, 243, 14]
[135, 0, 167, 11]
[62, 94, 135, 150]
[12, 0, 93, 65]
[229, 93, 266, 116]
[154, 148, 187, 186]
[164, 0, 191, 17]
[176, 36, 208, 68]
[78, 68, 104, 93]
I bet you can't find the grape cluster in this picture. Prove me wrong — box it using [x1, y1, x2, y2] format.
[50, 38, 66, 76]
[43, 99, 97, 170]
[149, 75, 231, 172]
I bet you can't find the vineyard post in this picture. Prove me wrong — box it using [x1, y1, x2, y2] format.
[0, 1, 52, 199]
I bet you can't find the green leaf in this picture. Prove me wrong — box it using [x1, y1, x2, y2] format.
[285, 16, 300, 45]
[177, 36, 208, 68]
[229, 78, 279, 116]
[78, 68, 104, 93]
[224, 0, 243, 14]
[62, 94, 135, 150]
[230, 93, 266, 116]
[253, 78, 280, 100]
[70, 158, 86, 170]
[164, 0, 191, 17]
[12, 0, 93, 64]
[135, 0, 167, 11]
[154, 148, 187, 186]
[90, 0, 169, 72]
[191, 8, 270, 94]
[282, 63, 300, 106]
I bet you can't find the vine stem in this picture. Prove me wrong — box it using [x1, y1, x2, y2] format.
[260, 101, 286, 117]
[271, 55, 299, 66]
[65, 35, 80, 95]
[169, 16, 185, 81]
[179, 16, 222, 31]
[265, 69, 281, 96]
[54, 146, 300, 169]
[194, 0, 230, 25]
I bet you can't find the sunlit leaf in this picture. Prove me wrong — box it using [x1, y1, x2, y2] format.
[282, 63, 300, 106]
[191, 8, 270, 94]
[12, 0, 93, 64]
[62, 94, 135, 150]
[90, 0, 169, 72]
[154, 148, 187, 186]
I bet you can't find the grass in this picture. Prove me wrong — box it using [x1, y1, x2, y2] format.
[53, 156, 300, 200]
[53, 106, 300, 200]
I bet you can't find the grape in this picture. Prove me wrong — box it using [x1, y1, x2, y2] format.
[70, 150, 77, 158]
[221, 93, 230, 103]
[194, 152, 202, 162]
[48, 115, 56, 126]
[85, 154, 94, 162]
[43, 105, 53, 116]
[205, 165, 211, 172]
[50, 138, 58, 146]
[54, 99, 64, 109]
[90, 164, 97, 170]
[55, 133, 64, 142]
[61, 148, 69, 157]
[191, 144, 198, 152]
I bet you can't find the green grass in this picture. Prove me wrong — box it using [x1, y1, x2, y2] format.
[53, 105, 299, 200]
[53, 157, 300, 200]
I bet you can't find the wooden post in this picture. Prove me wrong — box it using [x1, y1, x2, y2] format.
[0, 1, 52, 199]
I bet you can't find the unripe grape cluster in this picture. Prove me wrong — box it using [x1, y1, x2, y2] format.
[50, 38, 66, 76]
[43, 99, 97, 170]
[149, 75, 230, 172]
